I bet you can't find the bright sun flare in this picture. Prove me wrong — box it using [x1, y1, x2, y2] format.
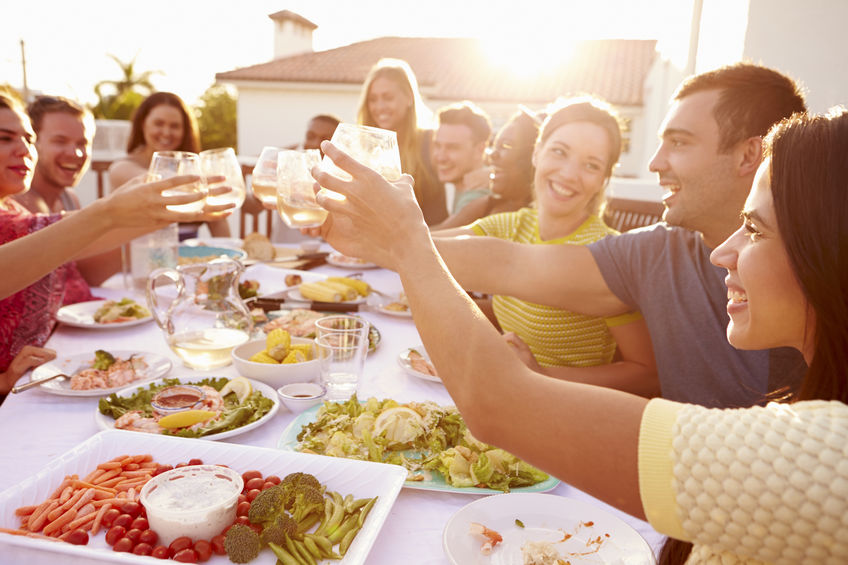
[480, 36, 579, 79]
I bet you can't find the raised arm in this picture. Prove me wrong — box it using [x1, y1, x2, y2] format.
[314, 141, 649, 518]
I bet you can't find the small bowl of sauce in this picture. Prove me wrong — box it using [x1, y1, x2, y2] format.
[277, 382, 325, 413]
[151, 385, 206, 415]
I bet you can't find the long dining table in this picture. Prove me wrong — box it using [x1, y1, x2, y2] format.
[0, 245, 665, 564]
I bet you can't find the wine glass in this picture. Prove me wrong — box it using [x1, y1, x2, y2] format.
[319, 123, 402, 182]
[276, 149, 325, 228]
[147, 151, 207, 213]
[199, 147, 246, 208]
[250, 146, 281, 207]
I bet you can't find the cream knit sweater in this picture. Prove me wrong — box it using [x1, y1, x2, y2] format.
[639, 398, 848, 564]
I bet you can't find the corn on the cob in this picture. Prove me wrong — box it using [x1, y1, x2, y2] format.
[320, 281, 358, 301]
[266, 328, 291, 361]
[327, 276, 371, 297]
[299, 281, 343, 302]
[290, 344, 313, 359]
[282, 349, 307, 364]
[249, 350, 279, 364]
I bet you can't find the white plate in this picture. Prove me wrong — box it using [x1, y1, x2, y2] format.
[56, 300, 152, 330]
[28, 350, 172, 397]
[182, 237, 244, 251]
[94, 376, 279, 441]
[286, 287, 367, 305]
[398, 345, 441, 383]
[443, 493, 656, 565]
[367, 293, 413, 318]
[0, 430, 406, 565]
[327, 251, 378, 269]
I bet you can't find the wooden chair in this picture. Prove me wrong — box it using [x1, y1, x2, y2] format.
[239, 163, 274, 238]
[603, 197, 664, 232]
[90, 160, 113, 199]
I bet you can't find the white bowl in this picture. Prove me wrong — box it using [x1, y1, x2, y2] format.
[231, 336, 320, 386]
[277, 382, 326, 413]
[300, 239, 322, 254]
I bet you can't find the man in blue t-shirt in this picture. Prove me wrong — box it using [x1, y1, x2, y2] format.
[433, 63, 808, 408]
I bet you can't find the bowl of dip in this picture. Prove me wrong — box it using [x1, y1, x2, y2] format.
[139, 464, 243, 546]
[277, 382, 325, 413]
[151, 385, 206, 415]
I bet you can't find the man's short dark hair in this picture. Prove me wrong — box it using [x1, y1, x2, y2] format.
[311, 114, 341, 128]
[674, 62, 807, 152]
[436, 101, 492, 145]
[27, 95, 91, 135]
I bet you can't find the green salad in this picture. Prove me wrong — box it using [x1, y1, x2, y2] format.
[296, 395, 549, 492]
[98, 377, 274, 438]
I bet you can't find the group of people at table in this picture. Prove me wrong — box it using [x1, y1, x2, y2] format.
[1, 54, 846, 564]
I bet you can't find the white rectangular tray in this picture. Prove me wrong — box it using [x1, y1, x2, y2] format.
[0, 430, 406, 564]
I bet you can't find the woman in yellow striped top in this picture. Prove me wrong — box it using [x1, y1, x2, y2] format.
[433, 96, 657, 396]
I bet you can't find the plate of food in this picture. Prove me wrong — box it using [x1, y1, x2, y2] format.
[28, 349, 172, 397]
[56, 298, 152, 329]
[0, 429, 406, 565]
[95, 376, 279, 441]
[327, 251, 377, 269]
[398, 346, 439, 382]
[178, 245, 247, 265]
[181, 236, 244, 251]
[278, 396, 558, 494]
[368, 292, 412, 318]
[444, 493, 656, 564]
[264, 309, 382, 352]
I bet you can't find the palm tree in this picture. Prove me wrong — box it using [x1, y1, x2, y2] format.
[91, 53, 161, 119]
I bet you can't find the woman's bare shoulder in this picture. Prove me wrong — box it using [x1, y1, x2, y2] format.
[108, 158, 147, 191]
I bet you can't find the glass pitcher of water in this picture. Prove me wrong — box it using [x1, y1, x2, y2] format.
[146, 256, 253, 370]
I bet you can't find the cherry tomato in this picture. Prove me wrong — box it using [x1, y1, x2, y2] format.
[249, 522, 262, 534]
[173, 548, 199, 563]
[113, 514, 133, 530]
[245, 477, 265, 491]
[64, 528, 89, 546]
[169, 536, 194, 555]
[187, 458, 204, 466]
[237, 493, 247, 505]
[210, 534, 226, 555]
[101, 508, 121, 528]
[125, 528, 142, 543]
[175, 462, 188, 468]
[105, 525, 126, 546]
[194, 540, 213, 562]
[241, 470, 263, 484]
[119, 501, 142, 518]
[234, 516, 250, 527]
[245, 488, 262, 502]
[132, 542, 153, 556]
[139, 529, 158, 546]
[113, 537, 135, 553]
[131, 517, 149, 531]
[236, 501, 251, 516]
[151, 545, 170, 559]
[261, 481, 277, 490]
[153, 464, 173, 477]
[265, 475, 281, 485]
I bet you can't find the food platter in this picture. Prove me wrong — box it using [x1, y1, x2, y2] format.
[443, 493, 656, 564]
[178, 245, 247, 263]
[94, 376, 279, 441]
[285, 287, 367, 305]
[56, 300, 152, 330]
[327, 252, 377, 269]
[398, 346, 440, 383]
[0, 430, 407, 565]
[367, 293, 412, 318]
[278, 405, 559, 495]
[181, 237, 244, 251]
[28, 350, 172, 397]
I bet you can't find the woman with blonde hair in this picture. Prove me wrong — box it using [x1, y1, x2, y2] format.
[357, 58, 446, 225]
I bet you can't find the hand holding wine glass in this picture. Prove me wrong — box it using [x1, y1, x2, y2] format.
[276, 149, 324, 228]
[147, 151, 208, 213]
[250, 146, 281, 208]
[199, 147, 246, 209]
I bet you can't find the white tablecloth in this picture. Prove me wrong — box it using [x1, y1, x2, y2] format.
[0, 250, 665, 564]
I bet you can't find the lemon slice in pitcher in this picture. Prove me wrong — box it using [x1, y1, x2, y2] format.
[157, 410, 217, 429]
[220, 376, 253, 404]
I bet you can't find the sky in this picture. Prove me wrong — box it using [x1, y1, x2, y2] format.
[4, 0, 698, 107]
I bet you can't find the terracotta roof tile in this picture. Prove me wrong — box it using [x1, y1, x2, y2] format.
[217, 37, 657, 106]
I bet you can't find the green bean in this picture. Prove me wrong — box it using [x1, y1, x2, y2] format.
[302, 535, 323, 560]
[305, 533, 334, 557]
[343, 493, 355, 513]
[358, 496, 378, 527]
[339, 526, 359, 556]
[314, 496, 334, 536]
[323, 496, 346, 538]
[292, 538, 317, 565]
[328, 513, 359, 545]
[268, 542, 300, 565]
[284, 534, 310, 565]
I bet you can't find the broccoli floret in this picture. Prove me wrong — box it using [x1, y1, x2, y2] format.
[288, 485, 325, 524]
[247, 485, 286, 524]
[280, 471, 322, 491]
[224, 523, 261, 563]
[260, 513, 298, 546]
[92, 349, 116, 371]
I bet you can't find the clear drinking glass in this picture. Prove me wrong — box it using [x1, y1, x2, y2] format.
[148, 151, 207, 213]
[276, 149, 325, 228]
[199, 147, 246, 208]
[314, 315, 369, 339]
[315, 332, 368, 401]
[250, 146, 281, 207]
[320, 123, 402, 182]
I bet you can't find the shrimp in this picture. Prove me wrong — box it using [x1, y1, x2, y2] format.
[114, 411, 162, 434]
[198, 386, 224, 412]
[469, 522, 503, 555]
[408, 350, 437, 377]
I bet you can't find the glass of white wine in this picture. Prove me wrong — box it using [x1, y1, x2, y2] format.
[319, 123, 402, 182]
[250, 146, 281, 207]
[147, 151, 208, 213]
[199, 147, 246, 208]
[276, 149, 325, 228]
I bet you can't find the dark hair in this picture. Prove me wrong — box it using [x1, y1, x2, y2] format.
[126, 92, 200, 153]
[26, 95, 91, 134]
[436, 101, 492, 145]
[764, 107, 848, 403]
[674, 62, 806, 153]
[310, 114, 341, 128]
